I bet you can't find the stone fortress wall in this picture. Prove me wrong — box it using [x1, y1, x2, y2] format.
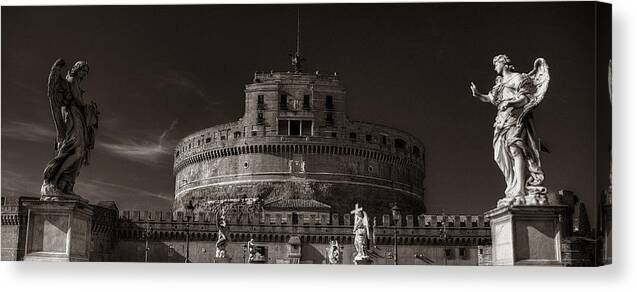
[113, 208, 491, 264]
[173, 72, 426, 215]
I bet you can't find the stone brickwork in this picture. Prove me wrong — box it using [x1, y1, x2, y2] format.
[113, 208, 490, 264]
[173, 71, 426, 215]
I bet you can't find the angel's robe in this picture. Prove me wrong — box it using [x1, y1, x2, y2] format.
[489, 72, 545, 199]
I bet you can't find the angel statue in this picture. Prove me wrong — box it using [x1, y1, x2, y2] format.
[41, 58, 99, 201]
[326, 239, 341, 264]
[215, 214, 229, 258]
[351, 203, 371, 264]
[470, 54, 550, 207]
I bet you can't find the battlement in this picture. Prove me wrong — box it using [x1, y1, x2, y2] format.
[250, 71, 341, 85]
[117, 209, 489, 228]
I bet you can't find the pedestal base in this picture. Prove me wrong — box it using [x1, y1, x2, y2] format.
[23, 200, 93, 262]
[484, 205, 566, 266]
[213, 257, 231, 263]
[353, 257, 373, 265]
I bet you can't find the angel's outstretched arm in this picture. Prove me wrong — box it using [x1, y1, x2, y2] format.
[470, 82, 494, 103]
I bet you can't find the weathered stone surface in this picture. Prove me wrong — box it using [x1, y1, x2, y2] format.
[484, 205, 566, 265]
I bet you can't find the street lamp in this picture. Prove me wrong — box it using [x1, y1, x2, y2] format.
[184, 200, 195, 263]
[143, 215, 152, 263]
[391, 203, 401, 265]
[439, 210, 449, 265]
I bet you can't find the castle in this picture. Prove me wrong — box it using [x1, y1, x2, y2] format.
[0, 59, 603, 266]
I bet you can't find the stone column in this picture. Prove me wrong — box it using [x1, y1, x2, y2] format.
[484, 205, 566, 266]
[23, 200, 93, 262]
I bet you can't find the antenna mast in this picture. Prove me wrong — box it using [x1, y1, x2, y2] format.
[289, 7, 306, 73]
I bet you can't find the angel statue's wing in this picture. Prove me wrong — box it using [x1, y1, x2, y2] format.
[517, 58, 550, 125]
[47, 58, 69, 150]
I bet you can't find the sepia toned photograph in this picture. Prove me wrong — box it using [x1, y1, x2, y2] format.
[1, 1, 611, 267]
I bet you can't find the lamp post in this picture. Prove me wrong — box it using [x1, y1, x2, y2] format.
[184, 200, 195, 263]
[439, 210, 449, 265]
[391, 203, 401, 265]
[143, 217, 152, 263]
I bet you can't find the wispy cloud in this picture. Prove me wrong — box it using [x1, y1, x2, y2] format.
[157, 70, 205, 97]
[76, 178, 173, 203]
[97, 119, 178, 165]
[1, 121, 55, 143]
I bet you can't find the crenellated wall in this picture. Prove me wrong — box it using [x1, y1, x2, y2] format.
[112, 209, 490, 264]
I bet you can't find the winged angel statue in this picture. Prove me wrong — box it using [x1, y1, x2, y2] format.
[470, 55, 550, 207]
[41, 58, 99, 201]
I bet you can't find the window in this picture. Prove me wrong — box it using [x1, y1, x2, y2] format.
[234, 131, 242, 139]
[251, 131, 257, 137]
[349, 132, 357, 140]
[301, 120, 312, 136]
[325, 95, 334, 110]
[460, 221, 466, 227]
[289, 120, 301, 136]
[257, 113, 264, 125]
[445, 248, 453, 259]
[448, 221, 454, 227]
[326, 112, 334, 126]
[365, 134, 372, 142]
[331, 132, 337, 138]
[205, 137, 211, 143]
[459, 248, 466, 257]
[394, 138, 406, 150]
[472, 221, 478, 227]
[380, 134, 387, 145]
[257, 95, 265, 109]
[278, 120, 288, 135]
[303, 95, 311, 110]
[220, 136, 226, 141]
[280, 94, 288, 110]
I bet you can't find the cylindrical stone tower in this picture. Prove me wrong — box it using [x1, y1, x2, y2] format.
[173, 71, 426, 216]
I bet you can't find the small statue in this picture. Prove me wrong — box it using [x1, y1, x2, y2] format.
[326, 239, 341, 264]
[41, 58, 99, 201]
[470, 54, 551, 207]
[351, 203, 370, 264]
[247, 238, 256, 263]
[215, 214, 228, 258]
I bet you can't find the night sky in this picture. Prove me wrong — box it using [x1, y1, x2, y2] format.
[1, 3, 609, 222]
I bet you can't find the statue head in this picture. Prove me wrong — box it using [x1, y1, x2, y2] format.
[70, 61, 90, 80]
[492, 54, 515, 74]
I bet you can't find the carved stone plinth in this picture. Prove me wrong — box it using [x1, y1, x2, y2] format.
[484, 205, 566, 266]
[23, 200, 93, 262]
[213, 257, 231, 263]
[353, 257, 373, 265]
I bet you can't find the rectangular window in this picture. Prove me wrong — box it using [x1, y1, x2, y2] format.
[205, 138, 211, 143]
[303, 95, 311, 110]
[349, 132, 357, 140]
[460, 221, 466, 227]
[325, 95, 334, 110]
[257, 95, 264, 109]
[257, 113, 264, 125]
[278, 120, 288, 135]
[290, 120, 301, 136]
[445, 248, 453, 259]
[280, 94, 288, 109]
[472, 221, 478, 227]
[365, 134, 372, 142]
[326, 112, 334, 126]
[459, 248, 466, 257]
[301, 120, 312, 136]
[381, 134, 387, 145]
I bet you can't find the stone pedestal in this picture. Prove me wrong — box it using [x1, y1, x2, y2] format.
[353, 257, 373, 265]
[484, 205, 566, 266]
[213, 257, 231, 263]
[23, 200, 93, 262]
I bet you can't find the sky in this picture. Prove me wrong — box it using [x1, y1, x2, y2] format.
[1, 3, 610, 222]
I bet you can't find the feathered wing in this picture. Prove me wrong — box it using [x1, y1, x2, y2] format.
[47, 58, 68, 150]
[517, 58, 550, 125]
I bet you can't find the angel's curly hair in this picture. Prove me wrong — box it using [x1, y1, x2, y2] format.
[492, 54, 515, 71]
[70, 61, 89, 77]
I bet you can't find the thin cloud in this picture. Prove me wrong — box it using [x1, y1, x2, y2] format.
[76, 179, 173, 203]
[1, 121, 55, 143]
[97, 119, 178, 165]
[157, 70, 205, 97]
